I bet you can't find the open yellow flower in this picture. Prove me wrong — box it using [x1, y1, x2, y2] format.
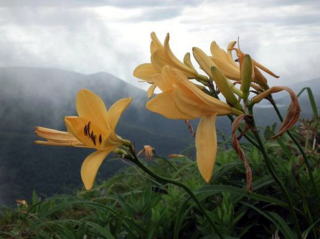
[35, 89, 132, 190]
[146, 66, 238, 182]
[134, 32, 198, 97]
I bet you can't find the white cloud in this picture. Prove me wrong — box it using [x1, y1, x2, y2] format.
[0, 0, 319, 89]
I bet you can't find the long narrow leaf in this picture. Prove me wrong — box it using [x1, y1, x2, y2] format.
[297, 87, 319, 118]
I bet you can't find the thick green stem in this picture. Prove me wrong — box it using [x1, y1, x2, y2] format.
[269, 96, 318, 196]
[128, 145, 224, 239]
[249, 117, 302, 237]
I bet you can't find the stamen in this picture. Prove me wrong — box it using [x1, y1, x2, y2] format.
[99, 134, 102, 144]
[87, 121, 91, 132]
[84, 125, 88, 135]
[91, 134, 96, 145]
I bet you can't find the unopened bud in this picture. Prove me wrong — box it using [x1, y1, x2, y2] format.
[211, 66, 242, 110]
[240, 54, 253, 100]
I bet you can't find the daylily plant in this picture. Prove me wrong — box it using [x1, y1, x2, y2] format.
[35, 89, 132, 190]
[144, 65, 241, 182]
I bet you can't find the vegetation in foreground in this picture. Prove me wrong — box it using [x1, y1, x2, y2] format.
[0, 118, 319, 238]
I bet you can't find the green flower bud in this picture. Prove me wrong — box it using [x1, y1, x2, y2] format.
[240, 54, 253, 100]
[211, 66, 242, 110]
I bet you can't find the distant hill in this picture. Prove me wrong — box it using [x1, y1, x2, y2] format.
[0, 67, 197, 205]
[254, 78, 319, 126]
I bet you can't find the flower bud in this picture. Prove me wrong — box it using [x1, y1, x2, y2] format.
[211, 66, 242, 110]
[240, 54, 253, 100]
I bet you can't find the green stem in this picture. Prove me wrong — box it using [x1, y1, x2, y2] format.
[206, 80, 260, 149]
[128, 145, 224, 239]
[249, 116, 302, 237]
[269, 96, 318, 196]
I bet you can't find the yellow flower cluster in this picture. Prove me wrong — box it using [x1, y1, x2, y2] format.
[133, 32, 280, 183]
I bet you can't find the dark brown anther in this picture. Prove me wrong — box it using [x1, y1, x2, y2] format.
[87, 121, 91, 132]
[99, 134, 102, 144]
[92, 134, 96, 145]
[84, 125, 88, 135]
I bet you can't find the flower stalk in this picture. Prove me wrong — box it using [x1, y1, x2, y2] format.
[126, 144, 224, 239]
[247, 109, 302, 237]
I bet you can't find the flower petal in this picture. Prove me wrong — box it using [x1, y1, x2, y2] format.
[107, 98, 132, 130]
[211, 57, 240, 80]
[81, 149, 114, 190]
[173, 88, 208, 118]
[133, 63, 158, 81]
[151, 49, 168, 72]
[150, 32, 164, 54]
[146, 91, 191, 120]
[35, 127, 78, 142]
[211, 41, 239, 69]
[147, 84, 157, 98]
[168, 68, 232, 115]
[195, 115, 217, 183]
[76, 89, 109, 131]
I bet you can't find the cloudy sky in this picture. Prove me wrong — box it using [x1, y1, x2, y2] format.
[0, 0, 319, 87]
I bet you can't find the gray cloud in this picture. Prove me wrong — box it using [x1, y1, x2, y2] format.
[0, 5, 140, 83]
[129, 7, 183, 22]
[0, 0, 203, 8]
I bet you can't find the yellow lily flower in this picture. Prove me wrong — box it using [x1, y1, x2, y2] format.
[35, 89, 132, 190]
[146, 66, 237, 182]
[134, 32, 198, 97]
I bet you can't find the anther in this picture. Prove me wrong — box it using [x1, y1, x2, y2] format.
[99, 134, 102, 144]
[91, 134, 96, 145]
[84, 125, 88, 135]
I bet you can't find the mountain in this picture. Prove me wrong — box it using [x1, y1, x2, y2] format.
[0, 67, 198, 205]
[254, 78, 319, 126]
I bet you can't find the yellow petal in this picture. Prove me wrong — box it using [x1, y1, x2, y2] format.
[146, 91, 191, 120]
[81, 149, 114, 190]
[195, 115, 217, 183]
[34, 140, 86, 147]
[211, 41, 239, 69]
[147, 84, 156, 98]
[192, 47, 215, 77]
[151, 72, 174, 92]
[106, 98, 132, 130]
[173, 88, 208, 118]
[171, 69, 232, 115]
[150, 32, 164, 54]
[65, 116, 112, 150]
[151, 49, 168, 72]
[227, 41, 237, 57]
[183, 52, 197, 72]
[35, 127, 78, 142]
[133, 63, 158, 81]
[211, 57, 240, 80]
[76, 89, 109, 131]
